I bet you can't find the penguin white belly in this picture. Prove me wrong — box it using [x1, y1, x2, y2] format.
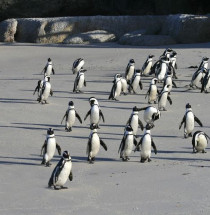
[141, 135, 152, 159]
[90, 106, 99, 124]
[204, 62, 208, 70]
[127, 66, 135, 80]
[115, 81, 122, 98]
[55, 162, 72, 186]
[90, 134, 100, 158]
[195, 135, 207, 152]
[143, 62, 152, 75]
[41, 82, 51, 101]
[185, 113, 194, 133]
[123, 136, 134, 157]
[158, 92, 168, 109]
[205, 78, 210, 90]
[132, 76, 140, 91]
[144, 107, 156, 123]
[158, 63, 167, 81]
[78, 75, 84, 90]
[45, 65, 52, 76]
[171, 58, 176, 68]
[45, 138, 56, 162]
[165, 77, 172, 92]
[193, 72, 203, 87]
[121, 79, 128, 93]
[149, 85, 158, 102]
[66, 110, 75, 128]
[130, 115, 139, 135]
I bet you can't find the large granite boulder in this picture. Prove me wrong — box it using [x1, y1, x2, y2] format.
[119, 32, 176, 46]
[0, 19, 17, 42]
[63, 30, 116, 44]
[162, 14, 210, 43]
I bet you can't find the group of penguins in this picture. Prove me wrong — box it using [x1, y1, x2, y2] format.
[32, 48, 210, 190]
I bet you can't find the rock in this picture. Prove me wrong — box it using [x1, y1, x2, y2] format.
[162, 14, 210, 43]
[118, 33, 176, 46]
[63, 30, 116, 44]
[0, 19, 17, 42]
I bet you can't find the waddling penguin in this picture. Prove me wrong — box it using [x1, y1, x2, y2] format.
[134, 124, 157, 163]
[190, 68, 206, 89]
[48, 150, 73, 190]
[145, 78, 159, 104]
[41, 128, 61, 167]
[61, 101, 82, 132]
[158, 84, 172, 111]
[179, 103, 203, 138]
[192, 131, 210, 153]
[141, 55, 154, 76]
[118, 125, 137, 161]
[120, 76, 128, 95]
[37, 76, 53, 104]
[41, 58, 55, 76]
[201, 69, 210, 93]
[126, 106, 144, 136]
[128, 69, 143, 94]
[84, 97, 105, 128]
[125, 59, 135, 83]
[86, 124, 107, 164]
[156, 56, 170, 82]
[108, 74, 122, 100]
[72, 58, 85, 74]
[73, 68, 87, 93]
[163, 70, 177, 94]
[138, 106, 161, 126]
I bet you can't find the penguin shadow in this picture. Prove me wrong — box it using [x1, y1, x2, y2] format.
[0, 98, 36, 104]
[157, 149, 191, 154]
[83, 90, 109, 96]
[189, 165, 210, 168]
[152, 134, 182, 139]
[71, 155, 117, 163]
[0, 78, 38, 81]
[154, 156, 210, 162]
[0, 155, 41, 166]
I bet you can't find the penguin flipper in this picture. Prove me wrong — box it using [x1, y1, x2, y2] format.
[126, 116, 132, 125]
[118, 137, 125, 154]
[172, 80, 177, 88]
[84, 79, 87, 87]
[41, 140, 47, 156]
[167, 95, 172, 105]
[99, 110, 105, 122]
[84, 110, 91, 121]
[134, 138, 142, 152]
[137, 107, 148, 112]
[194, 115, 203, 127]
[75, 111, 82, 124]
[108, 84, 116, 100]
[133, 137, 138, 146]
[73, 76, 79, 92]
[100, 139, 108, 151]
[61, 112, 67, 124]
[139, 80, 143, 90]
[69, 171, 73, 181]
[87, 138, 92, 155]
[138, 118, 144, 131]
[56, 143, 62, 155]
[151, 139, 157, 154]
[179, 115, 185, 129]
[52, 68, 55, 75]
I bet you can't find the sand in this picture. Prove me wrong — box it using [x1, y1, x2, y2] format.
[0, 42, 210, 215]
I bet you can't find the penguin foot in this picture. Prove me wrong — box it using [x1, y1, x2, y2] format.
[45, 162, 52, 167]
[140, 158, 146, 163]
[202, 150, 207, 153]
[60, 186, 68, 189]
[154, 101, 157, 104]
[189, 133, 192, 137]
[54, 186, 61, 190]
[148, 158, 152, 162]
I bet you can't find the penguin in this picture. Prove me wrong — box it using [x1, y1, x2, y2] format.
[73, 68, 87, 93]
[86, 124, 107, 164]
[120, 76, 128, 95]
[201, 69, 210, 93]
[162, 48, 173, 58]
[126, 106, 144, 136]
[61, 101, 82, 132]
[72, 58, 85, 74]
[192, 131, 210, 153]
[158, 84, 172, 111]
[170, 50, 178, 77]
[118, 125, 137, 161]
[145, 78, 159, 104]
[134, 124, 157, 163]
[128, 69, 143, 94]
[41, 128, 61, 167]
[125, 59, 135, 83]
[41, 58, 55, 76]
[179, 103, 203, 138]
[141, 55, 154, 76]
[84, 97, 105, 128]
[197, 57, 209, 71]
[33, 80, 42, 96]
[108, 74, 122, 100]
[190, 68, 206, 89]
[37, 76, 53, 104]
[156, 56, 170, 82]
[48, 150, 73, 190]
[138, 106, 161, 126]
[163, 70, 177, 94]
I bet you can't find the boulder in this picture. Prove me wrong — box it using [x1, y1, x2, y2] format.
[0, 19, 17, 42]
[63, 30, 116, 44]
[119, 33, 176, 46]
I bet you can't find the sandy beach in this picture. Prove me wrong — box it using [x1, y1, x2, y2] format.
[0, 42, 210, 215]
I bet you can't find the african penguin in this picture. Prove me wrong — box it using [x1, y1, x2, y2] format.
[192, 131, 210, 153]
[86, 124, 107, 164]
[134, 123, 157, 163]
[141, 55, 154, 76]
[190, 68, 206, 89]
[158, 84, 172, 111]
[118, 125, 137, 161]
[201, 69, 210, 93]
[73, 68, 87, 93]
[179, 103, 203, 138]
[48, 150, 73, 190]
[41, 58, 55, 76]
[120, 76, 128, 95]
[128, 69, 143, 94]
[163, 70, 177, 94]
[61, 101, 82, 132]
[72, 58, 85, 74]
[125, 59, 135, 83]
[41, 128, 61, 167]
[156, 56, 170, 82]
[108, 73, 122, 100]
[145, 78, 159, 104]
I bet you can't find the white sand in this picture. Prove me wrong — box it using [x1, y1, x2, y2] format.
[0, 42, 210, 215]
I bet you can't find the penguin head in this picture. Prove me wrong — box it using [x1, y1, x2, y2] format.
[44, 76, 50, 82]
[145, 123, 154, 130]
[62, 151, 71, 160]
[125, 125, 133, 132]
[135, 69, 141, 74]
[203, 57, 209, 61]
[129, 59, 135, 64]
[48, 58, 52, 62]
[47, 128, 54, 135]
[151, 78, 158, 84]
[167, 70, 172, 76]
[89, 97, 98, 105]
[186, 103, 191, 109]
[79, 68, 87, 73]
[149, 55, 154, 58]
[68, 101, 74, 106]
[170, 51, 177, 57]
[90, 123, 97, 130]
[132, 106, 139, 112]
